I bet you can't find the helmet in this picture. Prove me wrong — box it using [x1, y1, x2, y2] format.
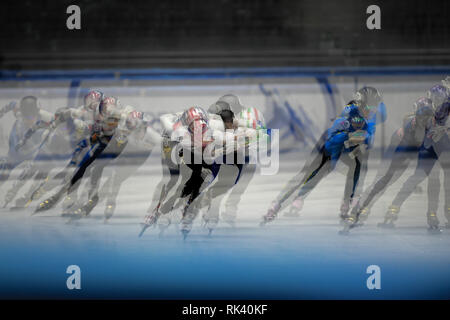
[99, 96, 121, 116]
[413, 97, 433, 113]
[180, 106, 209, 128]
[219, 109, 235, 124]
[98, 97, 122, 133]
[353, 87, 382, 119]
[19, 96, 39, 120]
[208, 101, 231, 115]
[427, 84, 449, 110]
[84, 90, 103, 111]
[413, 97, 434, 127]
[217, 94, 244, 113]
[126, 111, 144, 131]
[237, 107, 266, 130]
[354, 86, 382, 109]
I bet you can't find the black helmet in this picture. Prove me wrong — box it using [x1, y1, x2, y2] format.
[219, 109, 235, 124]
[217, 94, 244, 113]
[208, 101, 231, 115]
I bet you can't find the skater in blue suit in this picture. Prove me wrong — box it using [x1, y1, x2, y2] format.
[262, 87, 386, 227]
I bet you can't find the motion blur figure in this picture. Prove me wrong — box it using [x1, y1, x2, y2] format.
[3, 105, 90, 209]
[0, 96, 53, 193]
[376, 84, 450, 232]
[201, 98, 265, 233]
[140, 100, 260, 238]
[8, 90, 104, 210]
[70, 107, 160, 222]
[261, 87, 386, 231]
[349, 97, 434, 225]
[34, 96, 125, 217]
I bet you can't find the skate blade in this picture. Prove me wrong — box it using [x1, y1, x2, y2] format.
[427, 227, 442, 235]
[377, 222, 395, 229]
[138, 224, 150, 237]
[64, 213, 82, 220]
[181, 230, 189, 240]
[33, 206, 49, 215]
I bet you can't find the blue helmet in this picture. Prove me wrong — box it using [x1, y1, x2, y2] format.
[427, 84, 449, 110]
[84, 90, 104, 111]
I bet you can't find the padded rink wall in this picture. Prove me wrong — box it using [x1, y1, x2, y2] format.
[0, 67, 449, 155]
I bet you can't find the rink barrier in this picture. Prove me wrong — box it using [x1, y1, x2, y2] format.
[1, 66, 450, 81]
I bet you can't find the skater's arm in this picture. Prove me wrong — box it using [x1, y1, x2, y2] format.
[327, 117, 350, 140]
[15, 119, 53, 151]
[142, 125, 162, 149]
[0, 102, 17, 119]
[375, 102, 387, 125]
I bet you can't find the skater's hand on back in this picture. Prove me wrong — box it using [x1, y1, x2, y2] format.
[15, 139, 26, 151]
[396, 127, 404, 139]
[348, 130, 367, 145]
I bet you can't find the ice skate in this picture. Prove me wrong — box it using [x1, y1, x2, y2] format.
[139, 210, 160, 237]
[29, 183, 46, 201]
[34, 193, 62, 214]
[62, 195, 77, 212]
[179, 202, 197, 239]
[445, 207, 450, 229]
[353, 206, 370, 227]
[65, 195, 99, 220]
[81, 195, 99, 217]
[339, 202, 350, 225]
[427, 212, 441, 234]
[284, 196, 303, 218]
[377, 205, 399, 228]
[9, 196, 32, 211]
[157, 216, 171, 237]
[260, 201, 281, 226]
[181, 228, 190, 240]
[203, 218, 218, 236]
[104, 200, 116, 220]
[3, 189, 16, 208]
[64, 207, 84, 220]
[339, 215, 357, 235]
[180, 218, 192, 240]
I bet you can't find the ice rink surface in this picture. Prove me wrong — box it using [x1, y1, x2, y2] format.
[0, 151, 449, 299]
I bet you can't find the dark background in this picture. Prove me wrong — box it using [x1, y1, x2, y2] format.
[1, 0, 449, 70]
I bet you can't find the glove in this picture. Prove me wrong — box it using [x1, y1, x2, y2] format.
[429, 126, 448, 143]
[15, 139, 26, 151]
[345, 130, 367, 148]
